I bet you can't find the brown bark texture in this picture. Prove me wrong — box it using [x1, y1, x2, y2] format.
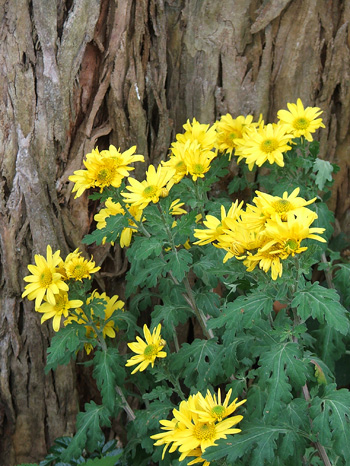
[0, 0, 349, 464]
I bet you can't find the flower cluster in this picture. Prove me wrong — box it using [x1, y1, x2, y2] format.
[22, 245, 125, 334]
[151, 389, 246, 465]
[194, 188, 326, 280]
[216, 98, 324, 169]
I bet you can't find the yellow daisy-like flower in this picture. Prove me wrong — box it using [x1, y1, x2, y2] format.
[235, 122, 292, 170]
[69, 146, 144, 198]
[121, 165, 175, 209]
[22, 245, 69, 308]
[170, 199, 187, 216]
[64, 249, 100, 281]
[105, 145, 145, 177]
[215, 114, 257, 159]
[36, 290, 83, 332]
[152, 390, 245, 464]
[242, 188, 317, 232]
[262, 209, 326, 257]
[174, 395, 243, 460]
[163, 142, 188, 183]
[176, 118, 217, 151]
[125, 324, 167, 374]
[193, 389, 246, 423]
[243, 244, 284, 281]
[182, 141, 215, 181]
[277, 98, 325, 141]
[194, 201, 244, 246]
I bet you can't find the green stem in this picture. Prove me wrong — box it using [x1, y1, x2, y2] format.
[193, 179, 207, 220]
[115, 385, 136, 421]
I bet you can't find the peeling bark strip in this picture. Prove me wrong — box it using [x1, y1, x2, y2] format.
[0, 0, 349, 463]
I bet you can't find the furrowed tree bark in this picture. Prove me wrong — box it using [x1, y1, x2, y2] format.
[0, 0, 349, 464]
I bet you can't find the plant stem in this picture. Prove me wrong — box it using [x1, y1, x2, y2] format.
[115, 386, 136, 421]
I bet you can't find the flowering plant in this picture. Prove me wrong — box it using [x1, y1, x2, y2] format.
[22, 100, 350, 466]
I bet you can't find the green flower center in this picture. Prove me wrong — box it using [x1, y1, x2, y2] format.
[194, 422, 216, 440]
[54, 295, 67, 312]
[144, 344, 159, 359]
[175, 161, 186, 171]
[260, 138, 278, 153]
[272, 199, 293, 213]
[39, 268, 53, 287]
[229, 131, 241, 140]
[97, 168, 113, 184]
[284, 239, 299, 252]
[293, 117, 309, 130]
[71, 263, 89, 280]
[211, 405, 226, 420]
[193, 163, 205, 174]
[143, 185, 158, 198]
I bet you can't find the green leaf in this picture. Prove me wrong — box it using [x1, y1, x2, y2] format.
[292, 282, 349, 335]
[172, 339, 223, 389]
[61, 402, 111, 460]
[127, 236, 162, 261]
[84, 455, 122, 466]
[203, 422, 283, 465]
[163, 248, 192, 282]
[93, 348, 125, 415]
[127, 257, 166, 289]
[333, 263, 350, 308]
[313, 158, 333, 191]
[257, 342, 308, 420]
[82, 214, 129, 246]
[45, 324, 84, 373]
[152, 303, 193, 333]
[209, 292, 274, 334]
[310, 384, 350, 460]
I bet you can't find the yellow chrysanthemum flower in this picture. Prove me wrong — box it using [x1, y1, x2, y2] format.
[182, 141, 215, 181]
[176, 118, 217, 151]
[122, 165, 175, 209]
[235, 122, 292, 170]
[277, 98, 325, 141]
[125, 324, 167, 374]
[242, 188, 317, 232]
[22, 245, 69, 308]
[163, 142, 188, 183]
[174, 395, 243, 460]
[262, 209, 326, 256]
[215, 114, 257, 159]
[64, 249, 100, 281]
[243, 244, 284, 281]
[194, 201, 244, 246]
[36, 290, 83, 332]
[69, 146, 144, 198]
[170, 199, 187, 216]
[193, 389, 246, 423]
[152, 390, 245, 464]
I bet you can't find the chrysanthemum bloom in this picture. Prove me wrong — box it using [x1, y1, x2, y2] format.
[235, 122, 292, 170]
[176, 118, 217, 151]
[171, 393, 243, 461]
[64, 249, 100, 281]
[105, 145, 145, 177]
[68, 168, 95, 198]
[125, 324, 167, 374]
[277, 98, 325, 141]
[121, 165, 175, 209]
[262, 209, 326, 258]
[182, 141, 216, 181]
[163, 142, 188, 183]
[243, 243, 284, 281]
[36, 290, 83, 332]
[242, 188, 317, 232]
[215, 114, 257, 159]
[194, 201, 244, 246]
[193, 389, 246, 423]
[22, 245, 69, 308]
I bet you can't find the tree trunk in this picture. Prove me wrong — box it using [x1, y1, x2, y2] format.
[0, 0, 349, 463]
